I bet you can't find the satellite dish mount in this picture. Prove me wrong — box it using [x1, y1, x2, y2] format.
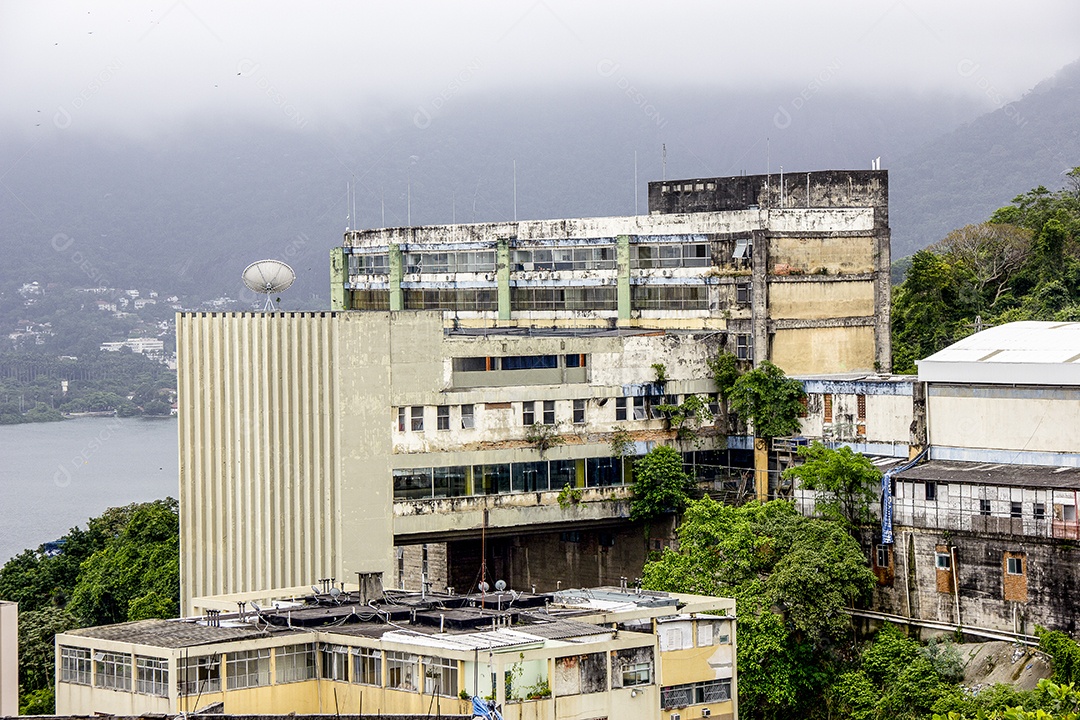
[242, 259, 296, 311]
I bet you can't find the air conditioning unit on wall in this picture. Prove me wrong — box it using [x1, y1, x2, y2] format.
[702, 708, 712, 718]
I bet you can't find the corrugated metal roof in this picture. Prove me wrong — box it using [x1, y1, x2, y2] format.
[917, 322, 1080, 386]
[897, 460, 1080, 489]
[66, 619, 283, 648]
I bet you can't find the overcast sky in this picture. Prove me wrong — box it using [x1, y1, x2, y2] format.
[2, 0, 1079, 137]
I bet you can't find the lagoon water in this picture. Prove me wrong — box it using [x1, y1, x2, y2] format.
[0, 416, 178, 563]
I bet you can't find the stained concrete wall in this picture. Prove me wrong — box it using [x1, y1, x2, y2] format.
[928, 384, 1080, 456]
[871, 527, 1080, 635]
[770, 326, 876, 375]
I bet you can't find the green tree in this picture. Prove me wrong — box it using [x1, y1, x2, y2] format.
[67, 500, 180, 625]
[630, 445, 694, 523]
[17, 609, 80, 713]
[642, 498, 874, 719]
[727, 361, 806, 440]
[783, 442, 882, 527]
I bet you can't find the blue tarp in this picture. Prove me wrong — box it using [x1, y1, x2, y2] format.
[471, 696, 504, 720]
[881, 448, 928, 545]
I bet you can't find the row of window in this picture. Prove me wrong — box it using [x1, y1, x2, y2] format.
[393, 457, 628, 500]
[916, 482, 1060, 521]
[932, 551, 1025, 576]
[511, 286, 616, 310]
[396, 394, 719, 434]
[59, 648, 168, 697]
[349, 286, 751, 312]
[404, 288, 498, 311]
[454, 354, 587, 372]
[513, 246, 615, 271]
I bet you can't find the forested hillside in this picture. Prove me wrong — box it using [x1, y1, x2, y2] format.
[892, 169, 1080, 373]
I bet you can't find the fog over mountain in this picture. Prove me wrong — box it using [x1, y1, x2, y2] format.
[2, 1, 1079, 307]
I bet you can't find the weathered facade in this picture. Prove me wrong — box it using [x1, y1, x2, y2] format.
[333, 170, 891, 375]
[177, 311, 737, 613]
[56, 583, 738, 720]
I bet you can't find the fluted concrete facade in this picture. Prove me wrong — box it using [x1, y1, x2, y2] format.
[177, 311, 409, 613]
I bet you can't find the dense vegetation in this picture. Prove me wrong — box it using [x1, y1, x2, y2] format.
[892, 169, 1080, 373]
[0, 499, 180, 713]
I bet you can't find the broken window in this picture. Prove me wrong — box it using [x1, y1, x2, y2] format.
[460, 404, 475, 429]
[736, 282, 752, 305]
[925, 482, 937, 502]
[980, 498, 992, 516]
[615, 397, 627, 421]
[437, 405, 450, 431]
[352, 648, 381, 686]
[522, 401, 535, 426]
[573, 399, 586, 424]
[632, 396, 648, 420]
[1065, 505, 1077, 522]
[410, 406, 424, 432]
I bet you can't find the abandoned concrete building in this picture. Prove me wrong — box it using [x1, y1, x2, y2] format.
[331, 170, 892, 375]
[55, 580, 738, 720]
[792, 322, 1080, 638]
[178, 169, 893, 615]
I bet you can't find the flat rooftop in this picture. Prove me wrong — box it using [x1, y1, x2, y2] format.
[918, 321, 1080, 386]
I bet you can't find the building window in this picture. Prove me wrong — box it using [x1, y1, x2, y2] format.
[1035, 502, 1046, 520]
[1004, 552, 1028, 602]
[925, 482, 937, 502]
[736, 283, 751, 305]
[615, 397, 627, 421]
[565, 353, 587, 368]
[857, 394, 867, 421]
[60, 646, 91, 685]
[1066, 505, 1078, 522]
[622, 662, 652, 687]
[410, 406, 424, 432]
[1011, 501, 1023, 518]
[632, 396, 648, 421]
[94, 651, 132, 691]
[177, 655, 220, 695]
[276, 644, 316, 684]
[935, 552, 952, 571]
[501, 354, 558, 370]
[135, 656, 169, 697]
[423, 656, 458, 696]
[543, 400, 556, 425]
[460, 404, 475, 429]
[823, 393, 833, 423]
[736, 334, 753, 361]
[437, 405, 450, 431]
[226, 649, 270, 690]
[573, 399, 586, 424]
[1007, 556, 1024, 575]
[522, 401, 535, 425]
[352, 647, 382, 686]
[875, 545, 889, 568]
[321, 644, 349, 681]
[980, 498, 992, 516]
[386, 651, 417, 691]
[397, 407, 406, 432]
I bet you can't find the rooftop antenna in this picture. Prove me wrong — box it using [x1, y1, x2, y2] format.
[780, 165, 784, 207]
[242, 259, 296, 311]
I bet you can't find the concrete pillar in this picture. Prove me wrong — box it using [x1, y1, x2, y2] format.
[497, 237, 511, 322]
[389, 243, 404, 311]
[0, 601, 16, 718]
[754, 438, 770, 502]
[874, 226, 893, 372]
[617, 234, 631, 322]
[750, 229, 769, 367]
[329, 247, 350, 311]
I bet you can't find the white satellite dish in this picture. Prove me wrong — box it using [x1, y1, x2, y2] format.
[242, 259, 296, 311]
[495, 580, 507, 592]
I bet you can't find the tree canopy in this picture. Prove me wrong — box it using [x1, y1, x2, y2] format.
[0, 498, 179, 713]
[783, 442, 882, 527]
[727, 361, 806, 440]
[642, 498, 875, 718]
[892, 172, 1080, 373]
[629, 445, 695, 523]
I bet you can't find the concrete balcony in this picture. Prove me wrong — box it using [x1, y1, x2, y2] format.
[393, 486, 633, 543]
